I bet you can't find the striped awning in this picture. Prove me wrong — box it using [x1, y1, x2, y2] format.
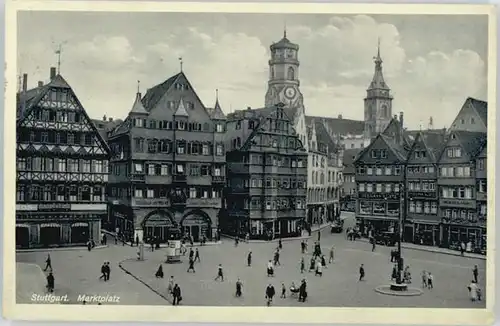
[16, 224, 30, 228]
[40, 223, 60, 228]
[72, 222, 89, 227]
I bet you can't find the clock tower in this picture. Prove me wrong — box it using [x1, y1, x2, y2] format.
[364, 40, 393, 145]
[265, 30, 304, 109]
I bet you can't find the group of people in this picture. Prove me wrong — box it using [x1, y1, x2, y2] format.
[166, 276, 183, 305]
[264, 279, 308, 306]
[99, 262, 112, 281]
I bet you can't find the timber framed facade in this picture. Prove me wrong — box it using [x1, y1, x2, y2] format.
[16, 68, 110, 248]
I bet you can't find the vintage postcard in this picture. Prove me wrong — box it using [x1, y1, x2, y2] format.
[3, 1, 496, 325]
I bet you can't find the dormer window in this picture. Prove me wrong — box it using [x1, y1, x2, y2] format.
[134, 118, 144, 128]
[186, 102, 194, 110]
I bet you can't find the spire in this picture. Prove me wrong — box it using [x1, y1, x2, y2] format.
[284, 20, 287, 38]
[211, 89, 226, 120]
[174, 98, 189, 117]
[130, 86, 148, 115]
[368, 37, 389, 90]
[178, 57, 183, 72]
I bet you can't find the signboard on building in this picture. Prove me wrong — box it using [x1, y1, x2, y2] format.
[440, 199, 476, 209]
[358, 193, 399, 200]
[408, 191, 437, 199]
[38, 203, 71, 211]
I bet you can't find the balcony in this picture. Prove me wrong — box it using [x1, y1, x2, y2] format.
[145, 175, 172, 185]
[187, 175, 212, 186]
[130, 174, 145, 182]
[131, 198, 171, 207]
[172, 174, 187, 184]
[212, 176, 226, 184]
[186, 197, 221, 208]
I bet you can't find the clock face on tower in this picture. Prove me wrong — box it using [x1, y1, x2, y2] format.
[284, 86, 297, 100]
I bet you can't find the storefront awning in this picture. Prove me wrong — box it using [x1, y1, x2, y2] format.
[16, 224, 30, 228]
[40, 223, 60, 228]
[72, 222, 89, 227]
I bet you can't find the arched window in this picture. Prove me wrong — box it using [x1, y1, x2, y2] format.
[287, 67, 295, 80]
[382, 105, 388, 118]
[320, 172, 324, 184]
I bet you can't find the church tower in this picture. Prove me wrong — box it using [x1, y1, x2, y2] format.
[265, 30, 304, 110]
[364, 40, 393, 144]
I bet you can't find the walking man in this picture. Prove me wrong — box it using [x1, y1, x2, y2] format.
[247, 250, 252, 267]
[189, 248, 194, 261]
[194, 248, 200, 262]
[265, 283, 275, 306]
[473, 265, 479, 283]
[300, 241, 305, 254]
[99, 262, 107, 281]
[187, 257, 196, 273]
[460, 241, 466, 256]
[44, 254, 52, 271]
[300, 257, 305, 273]
[235, 278, 243, 297]
[135, 235, 139, 247]
[359, 264, 365, 281]
[280, 282, 286, 298]
[46, 272, 55, 293]
[105, 262, 111, 281]
[172, 284, 182, 305]
[215, 264, 224, 281]
[273, 250, 281, 266]
[329, 246, 334, 263]
[427, 272, 434, 289]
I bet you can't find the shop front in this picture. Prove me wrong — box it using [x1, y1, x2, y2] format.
[413, 222, 440, 246]
[181, 213, 212, 242]
[71, 222, 90, 244]
[16, 224, 30, 248]
[143, 211, 177, 243]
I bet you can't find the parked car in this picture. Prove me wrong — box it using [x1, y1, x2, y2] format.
[375, 232, 397, 246]
[330, 220, 344, 233]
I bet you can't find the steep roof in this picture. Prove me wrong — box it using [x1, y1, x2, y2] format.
[130, 92, 148, 114]
[314, 119, 339, 154]
[17, 86, 46, 120]
[141, 72, 181, 110]
[452, 130, 487, 159]
[306, 116, 364, 136]
[343, 148, 363, 166]
[419, 130, 448, 162]
[468, 97, 488, 127]
[270, 31, 299, 50]
[209, 96, 226, 120]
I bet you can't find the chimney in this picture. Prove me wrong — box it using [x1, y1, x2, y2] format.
[399, 112, 404, 128]
[22, 73, 27, 92]
[109, 117, 113, 122]
[50, 67, 57, 80]
[38, 81, 44, 87]
[338, 114, 342, 119]
[247, 106, 251, 110]
[103, 115, 107, 121]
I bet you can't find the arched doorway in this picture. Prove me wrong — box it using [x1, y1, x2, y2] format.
[181, 212, 212, 242]
[40, 223, 61, 247]
[143, 211, 175, 243]
[71, 222, 89, 244]
[16, 224, 30, 248]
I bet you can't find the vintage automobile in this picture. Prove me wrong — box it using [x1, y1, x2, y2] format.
[330, 220, 344, 233]
[374, 231, 397, 246]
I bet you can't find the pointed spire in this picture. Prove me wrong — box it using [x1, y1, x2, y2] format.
[284, 20, 287, 38]
[137, 80, 140, 93]
[178, 57, 183, 72]
[130, 87, 148, 115]
[368, 37, 389, 90]
[174, 98, 189, 117]
[212, 89, 226, 120]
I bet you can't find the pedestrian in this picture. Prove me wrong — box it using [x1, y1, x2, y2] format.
[300, 241, 305, 254]
[321, 255, 327, 269]
[189, 248, 194, 260]
[467, 280, 479, 302]
[391, 265, 398, 282]
[359, 264, 365, 281]
[181, 242, 187, 256]
[427, 272, 434, 289]
[150, 239, 155, 252]
[460, 241, 466, 256]
[309, 257, 315, 272]
[136, 235, 139, 247]
[235, 237, 239, 247]
[215, 264, 224, 281]
[304, 240, 308, 253]
[280, 282, 286, 298]
[371, 237, 376, 252]
[273, 250, 281, 266]
[265, 283, 275, 306]
[46, 272, 55, 293]
[278, 238, 283, 250]
[300, 257, 305, 273]
[404, 266, 412, 284]
[315, 262, 323, 277]
[235, 278, 243, 297]
[44, 254, 52, 271]
[473, 265, 479, 283]
[172, 284, 182, 305]
[421, 270, 428, 288]
[87, 240, 92, 251]
[298, 279, 307, 302]
[190, 236, 194, 247]
[99, 262, 107, 281]
[102, 234, 107, 246]
[155, 264, 164, 278]
[247, 250, 252, 267]
[329, 246, 334, 263]
[194, 248, 200, 262]
[105, 262, 111, 281]
[168, 276, 174, 295]
[267, 260, 274, 277]
[114, 234, 118, 245]
[187, 257, 196, 273]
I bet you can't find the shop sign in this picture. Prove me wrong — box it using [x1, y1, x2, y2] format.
[132, 198, 170, 207]
[182, 215, 208, 226]
[144, 214, 174, 227]
[408, 191, 436, 199]
[440, 199, 475, 209]
[38, 203, 71, 211]
[16, 204, 37, 211]
[358, 193, 399, 200]
[71, 204, 106, 211]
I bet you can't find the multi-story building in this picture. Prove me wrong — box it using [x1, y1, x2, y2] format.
[475, 142, 487, 251]
[437, 130, 486, 250]
[107, 71, 226, 243]
[341, 148, 362, 211]
[224, 103, 308, 240]
[16, 67, 110, 248]
[305, 119, 342, 226]
[405, 130, 446, 246]
[354, 116, 410, 235]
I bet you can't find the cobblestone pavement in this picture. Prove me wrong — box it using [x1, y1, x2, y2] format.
[120, 227, 486, 307]
[16, 218, 487, 307]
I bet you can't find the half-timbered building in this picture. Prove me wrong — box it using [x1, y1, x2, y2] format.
[223, 103, 308, 240]
[16, 68, 110, 248]
[107, 72, 226, 243]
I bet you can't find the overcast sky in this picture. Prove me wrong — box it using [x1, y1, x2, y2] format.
[17, 11, 488, 129]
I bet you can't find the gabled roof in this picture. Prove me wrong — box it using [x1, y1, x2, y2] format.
[306, 116, 364, 136]
[17, 86, 46, 120]
[174, 98, 189, 117]
[141, 72, 181, 110]
[209, 97, 226, 120]
[343, 148, 363, 166]
[468, 97, 488, 127]
[408, 130, 447, 163]
[314, 119, 339, 154]
[452, 130, 486, 159]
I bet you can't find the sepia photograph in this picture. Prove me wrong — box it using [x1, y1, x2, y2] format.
[3, 1, 496, 324]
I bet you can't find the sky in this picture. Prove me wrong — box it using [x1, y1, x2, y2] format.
[17, 11, 488, 129]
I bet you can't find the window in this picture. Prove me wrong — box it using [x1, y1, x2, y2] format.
[161, 165, 169, 176]
[134, 189, 143, 198]
[385, 167, 391, 175]
[429, 166, 435, 174]
[148, 164, 155, 176]
[478, 159, 485, 170]
[385, 184, 391, 193]
[424, 202, 430, 214]
[381, 150, 387, 158]
[440, 167, 447, 177]
[464, 166, 470, 177]
[367, 167, 373, 175]
[202, 144, 209, 155]
[177, 141, 186, 154]
[416, 201, 422, 213]
[214, 167, 221, 176]
[359, 183, 365, 192]
[394, 166, 401, 175]
[367, 184, 373, 193]
[431, 202, 437, 214]
[201, 165, 210, 176]
[376, 184, 382, 193]
[216, 144, 224, 156]
[375, 167, 382, 176]
[57, 158, 66, 172]
[189, 188, 197, 198]
[395, 184, 400, 192]
[456, 167, 464, 177]
[134, 163, 143, 173]
[216, 123, 224, 133]
[409, 202, 415, 213]
[176, 164, 184, 174]
[147, 189, 154, 198]
[479, 180, 487, 193]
